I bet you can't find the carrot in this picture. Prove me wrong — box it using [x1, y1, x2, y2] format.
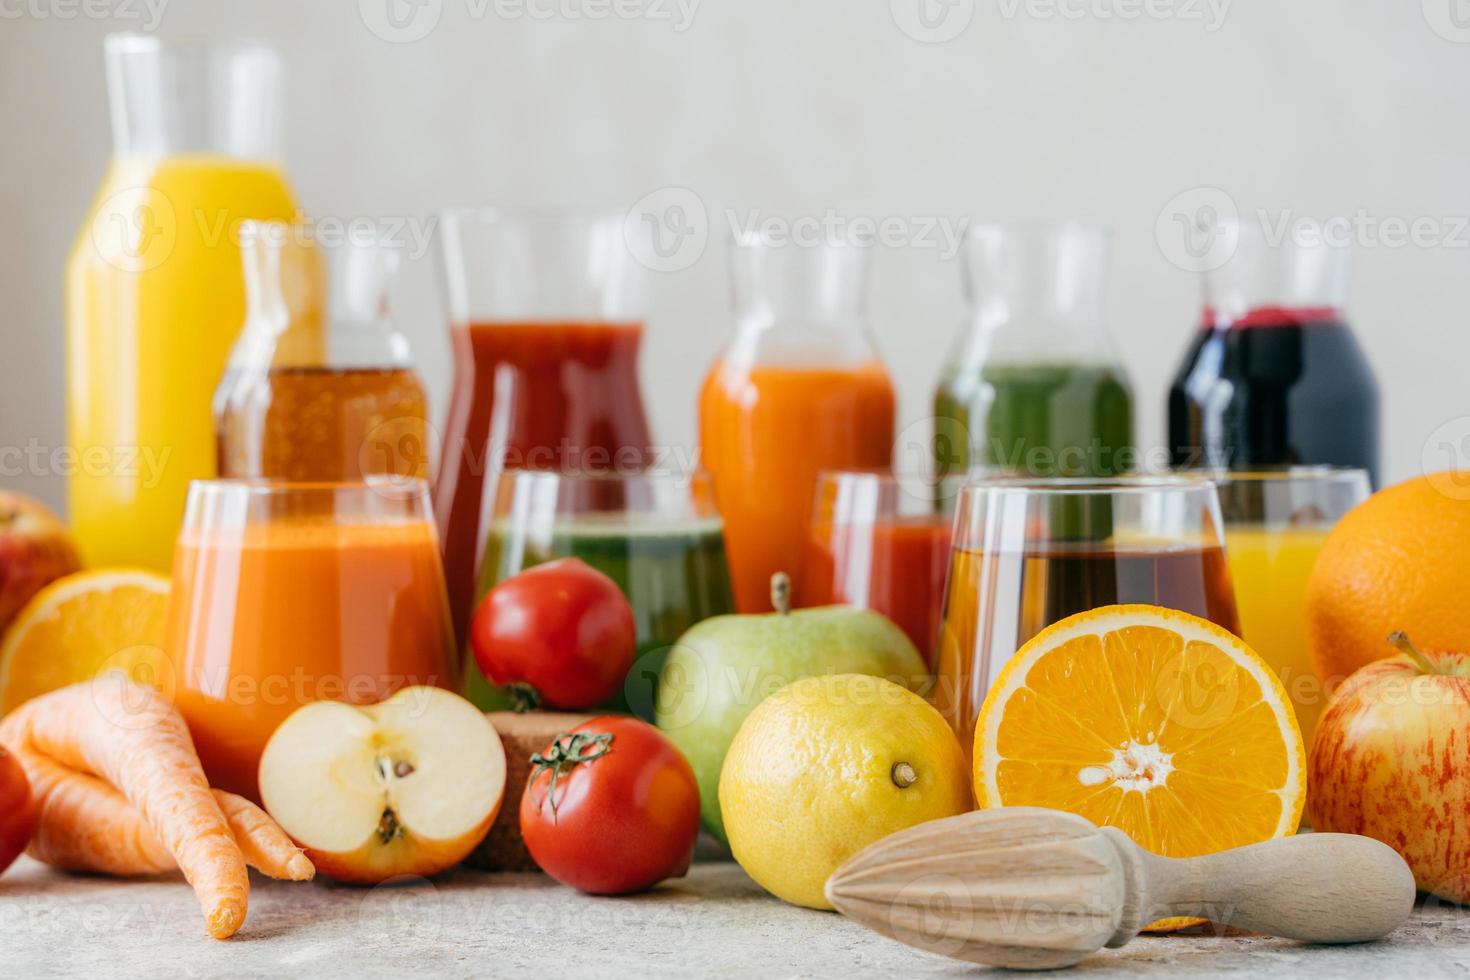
[212, 791, 314, 882]
[15, 747, 173, 876]
[0, 675, 248, 939]
[12, 747, 313, 882]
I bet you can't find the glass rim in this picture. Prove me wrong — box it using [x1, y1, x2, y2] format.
[437, 206, 627, 228]
[1192, 465, 1371, 487]
[958, 474, 1216, 498]
[497, 468, 712, 485]
[962, 219, 1111, 242]
[237, 219, 402, 249]
[186, 477, 430, 497]
[104, 32, 281, 60]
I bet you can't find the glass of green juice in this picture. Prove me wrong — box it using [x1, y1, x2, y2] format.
[468, 469, 734, 718]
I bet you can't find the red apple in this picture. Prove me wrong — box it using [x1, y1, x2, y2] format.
[0, 744, 37, 876]
[0, 492, 81, 635]
[1309, 631, 1470, 901]
[259, 686, 508, 885]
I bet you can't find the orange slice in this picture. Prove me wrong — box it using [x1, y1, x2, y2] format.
[0, 568, 171, 715]
[972, 604, 1306, 930]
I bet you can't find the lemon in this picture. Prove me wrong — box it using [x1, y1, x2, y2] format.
[0, 568, 170, 715]
[718, 673, 972, 909]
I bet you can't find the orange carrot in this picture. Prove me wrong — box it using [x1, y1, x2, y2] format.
[15, 747, 173, 875]
[212, 791, 314, 882]
[0, 675, 247, 939]
[12, 747, 313, 882]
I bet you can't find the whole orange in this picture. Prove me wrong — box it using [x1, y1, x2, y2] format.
[1305, 473, 1470, 689]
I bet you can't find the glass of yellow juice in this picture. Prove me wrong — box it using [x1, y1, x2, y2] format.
[1214, 468, 1371, 747]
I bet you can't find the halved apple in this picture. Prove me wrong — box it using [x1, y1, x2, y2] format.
[259, 686, 507, 885]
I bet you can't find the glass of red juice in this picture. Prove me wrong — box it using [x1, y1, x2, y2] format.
[800, 471, 959, 669]
[433, 209, 655, 645]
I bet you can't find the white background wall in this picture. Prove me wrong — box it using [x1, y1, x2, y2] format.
[2, 0, 1468, 512]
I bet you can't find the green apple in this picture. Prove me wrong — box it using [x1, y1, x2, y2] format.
[654, 574, 929, 843]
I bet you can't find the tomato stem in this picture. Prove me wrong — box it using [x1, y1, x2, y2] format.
[529, 731, 615, 823]
[506, 682, 543, 713]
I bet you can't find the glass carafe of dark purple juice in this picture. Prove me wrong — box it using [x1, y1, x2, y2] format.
[1168, 226, 1380, 485]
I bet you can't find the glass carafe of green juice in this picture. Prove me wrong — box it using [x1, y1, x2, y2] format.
[933, 224, 1133, 478]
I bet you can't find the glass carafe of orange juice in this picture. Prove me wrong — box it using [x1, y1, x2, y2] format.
[66, 35, 298, 569]
[699, 236, 896, 612]
[214, 222, 429, 482]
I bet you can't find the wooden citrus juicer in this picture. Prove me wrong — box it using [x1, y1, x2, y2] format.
[825, 806, 1415, 971]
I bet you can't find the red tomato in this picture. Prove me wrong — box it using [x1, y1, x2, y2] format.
[470, 558, 636, 711]
[0, 745, 37, 876]
[520, 716, 699, 894]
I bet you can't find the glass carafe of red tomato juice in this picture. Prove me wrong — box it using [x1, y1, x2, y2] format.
[700, 236, 897, 613]
[434, 210, 653, 643]
[1168, 223, 1380, 485]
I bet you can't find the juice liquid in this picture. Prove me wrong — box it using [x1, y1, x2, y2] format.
[934, 362, 1134, 477]
[66, 155, 298, 569]
[936, 542, 1239, 746]
[474, 516, 733, 717]
[1168, 308, 1380, 485]
[699, 362, 896, 612]
[434, 321, 653, 643]
[802, 515, 952, 667]
[1224, 524, 1331, 743]
[215, 366, 429, 481]
[165, 518, 457, 800]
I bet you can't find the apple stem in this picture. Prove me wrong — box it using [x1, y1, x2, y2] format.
[506, 682, 543, 713]
[1389, 631, 1440, 674]
[891, 762, 917, 789]
[770, 573, 791, 616]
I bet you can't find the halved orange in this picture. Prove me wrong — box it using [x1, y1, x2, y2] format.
[0, 568, 171, 715]
[972, 604, 1306, 930]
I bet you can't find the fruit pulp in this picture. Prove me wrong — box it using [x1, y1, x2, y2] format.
[1225, 524, 1332, 745]
[1168, 308, 1380, 485]
[434, 321, 653, 644]
[215, 366, 429, 481]
[699, 362, 895, 612]
[934, 362, 1133, 477]
[165, 518, 458, 801]
[473, 516, 734, 717]
[937, 542, 1240, 747]
[66, 155, 298, 570]
[801, 515, 952, 668]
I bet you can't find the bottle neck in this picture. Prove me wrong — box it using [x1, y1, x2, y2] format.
[726, 240, 879, 366]
[954, 224, 1115, 366]
[106, 34, 284, 161]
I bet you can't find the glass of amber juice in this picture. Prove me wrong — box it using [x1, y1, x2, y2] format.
[164, 478, 458, 801]
[936, 476, 1239, 749]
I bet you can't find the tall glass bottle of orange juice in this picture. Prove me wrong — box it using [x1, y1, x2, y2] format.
[700, 237, 896, 612]
[66, 35, 298, 569]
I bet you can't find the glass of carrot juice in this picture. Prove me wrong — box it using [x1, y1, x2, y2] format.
[163, 478, 459, 801]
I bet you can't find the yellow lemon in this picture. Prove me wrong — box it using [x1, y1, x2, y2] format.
[0, 568, 171, 715]
[719, 673, 971, 909]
